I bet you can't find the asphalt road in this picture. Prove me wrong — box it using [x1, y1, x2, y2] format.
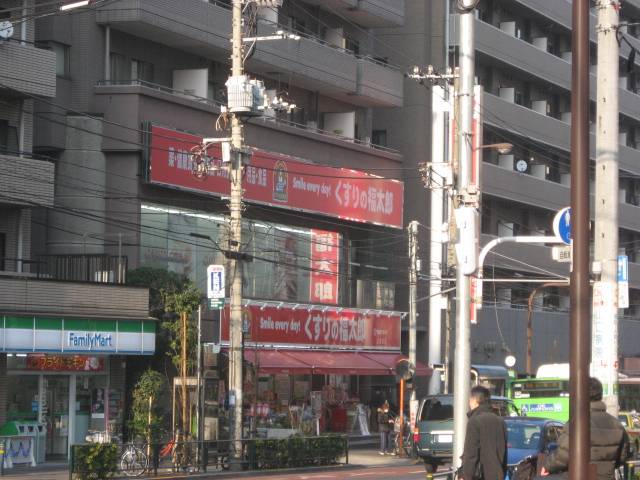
[237, 464, 429, 480]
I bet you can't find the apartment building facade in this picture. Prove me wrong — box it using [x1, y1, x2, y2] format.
[26, 0, 426, 434]
[376, 0, 640, 372]
[0, 0, 155, 463]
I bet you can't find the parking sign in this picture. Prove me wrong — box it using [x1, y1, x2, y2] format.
[207, 265, 225, 299]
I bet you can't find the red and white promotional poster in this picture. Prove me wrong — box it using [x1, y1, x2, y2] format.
[220, 303, 401, 351]
[309, 230, 340, 304]
[146, 125, 404, 229]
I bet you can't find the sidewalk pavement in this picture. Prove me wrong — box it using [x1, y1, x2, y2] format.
[0, 448, 422, 479]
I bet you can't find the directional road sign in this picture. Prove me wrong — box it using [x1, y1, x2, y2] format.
[552, 207, 572, 245]
[207, 264, 225, 299]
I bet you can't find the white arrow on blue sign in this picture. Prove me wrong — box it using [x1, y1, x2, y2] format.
[552, 207, 572, 245]
[207, 264, 225, 299]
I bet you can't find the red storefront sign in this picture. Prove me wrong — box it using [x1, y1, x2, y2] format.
[220, 303, 401, 351]
[147, 125, 404, 229]
[26, 355, 104, 371]
[309, 230, 340, 304]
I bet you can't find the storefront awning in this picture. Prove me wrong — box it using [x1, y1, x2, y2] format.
[243, 349, 312, 375]
[241, 349, 433, 377]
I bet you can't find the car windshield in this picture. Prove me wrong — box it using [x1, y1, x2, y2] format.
[506, 422, 543, 450]
[421, 398, 454, 421]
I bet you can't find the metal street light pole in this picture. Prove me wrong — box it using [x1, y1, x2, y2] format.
[569, 0, 592, 478]
[452, 0, 477, 469]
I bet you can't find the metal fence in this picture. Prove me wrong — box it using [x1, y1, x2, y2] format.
[36, 254, 128, 284]
[70, 436, 349, 479]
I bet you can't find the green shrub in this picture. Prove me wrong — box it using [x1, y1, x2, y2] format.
[72, 443, 118, 480]
[249, 435, 346, 470]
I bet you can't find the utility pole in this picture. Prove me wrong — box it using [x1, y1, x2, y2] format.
[408, 220, 418, 401]
[228, 0, 245, 465]
[593, 0, 620, 417]
[428, 85, 449, 395]
[569, 0, 591, 478]
[452, 0, 477, 469]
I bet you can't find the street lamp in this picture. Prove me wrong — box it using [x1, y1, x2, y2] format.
[474, 142, 513, 154]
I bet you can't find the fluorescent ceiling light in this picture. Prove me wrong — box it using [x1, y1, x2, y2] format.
[60, 1, 90, 11]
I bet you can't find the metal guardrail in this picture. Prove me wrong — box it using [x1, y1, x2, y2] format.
[70, 436, 349, 479]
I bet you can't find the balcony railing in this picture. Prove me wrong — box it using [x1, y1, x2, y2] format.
[95, 79, 400, 155]
[33, 254, 128, 284]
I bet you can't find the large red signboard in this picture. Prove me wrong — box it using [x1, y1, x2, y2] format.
[309, 229, 340, 304]
[147, 125, 404, 229]
[220, 303, 401, 351]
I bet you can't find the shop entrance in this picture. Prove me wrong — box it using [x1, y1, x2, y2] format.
[42, 376, 70, 459]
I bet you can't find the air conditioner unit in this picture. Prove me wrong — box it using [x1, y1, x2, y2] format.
[620, 188, 628, 203]
[531, 100, 548, 115]
[499, 87, 515, 103]
[324, 28, 345, 49]
[532, 37, 548, 51]
[619, 132, 628, 145]
[499, 21, 516, 37]
[531, 164, 548, 179]
[620, 76, 629, 90]
[498, 154, 514, 170]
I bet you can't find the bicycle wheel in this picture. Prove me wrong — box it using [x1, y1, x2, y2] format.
[120, 447, 148, 477]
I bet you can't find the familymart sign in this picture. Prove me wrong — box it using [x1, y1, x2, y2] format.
[0, 316, 155, 355]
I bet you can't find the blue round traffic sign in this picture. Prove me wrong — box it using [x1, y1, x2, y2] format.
[553, 207, 572, 245]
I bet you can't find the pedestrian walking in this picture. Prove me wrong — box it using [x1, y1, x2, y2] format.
[377, 400, 393, 455]
[459, 385, 507, 480]
[539, 377, 630, 480]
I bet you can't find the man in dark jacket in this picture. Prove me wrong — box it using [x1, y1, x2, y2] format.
[461, 386, 507, 480]
[541, 377, 630, 480]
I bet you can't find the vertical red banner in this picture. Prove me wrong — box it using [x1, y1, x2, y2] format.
[309, 230, 340, 304]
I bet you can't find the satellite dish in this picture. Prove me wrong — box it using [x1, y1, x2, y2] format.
[0, 21, 13, 40]
[395, 359, 416, 381]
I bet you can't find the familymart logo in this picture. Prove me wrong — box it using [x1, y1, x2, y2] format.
[67, 332, 113, 350]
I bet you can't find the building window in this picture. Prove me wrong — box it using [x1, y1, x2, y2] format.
[0, 119, 18, 154]
[131, 59, 154, 83]
[50, 42, 70, 77]
[0, 232, 5, 271]
[110, 53, 127, 82]
[372, 129, 387, 147]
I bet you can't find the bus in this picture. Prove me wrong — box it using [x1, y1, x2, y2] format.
[472, 364, 516, 397]
[510, 364, 570, 422]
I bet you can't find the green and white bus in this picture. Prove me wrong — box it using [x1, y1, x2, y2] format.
[510, 363, 570, 422]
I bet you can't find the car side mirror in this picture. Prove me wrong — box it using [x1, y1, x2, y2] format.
[547, 442, 558, 452]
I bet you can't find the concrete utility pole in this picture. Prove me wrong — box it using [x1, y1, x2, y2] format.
[229, 0, 245, 465]
[569, 0, 592, 478]
[408, 220, 418, 401]
[428, 86, 449, 395]
[593, 0, 620, 416]
[452, 0, 477, 468]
